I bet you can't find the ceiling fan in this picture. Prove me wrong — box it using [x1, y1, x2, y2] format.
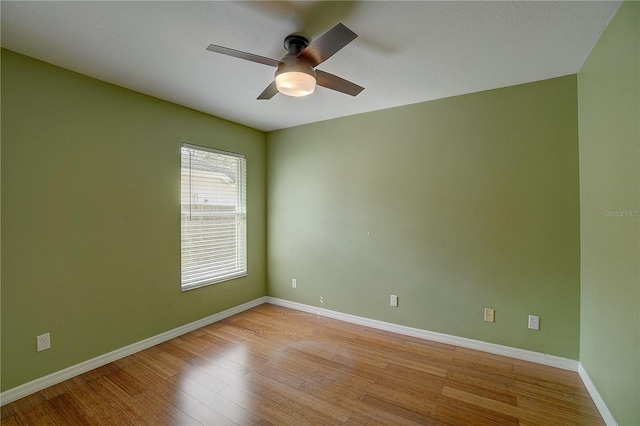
[206, 23, 364, 100]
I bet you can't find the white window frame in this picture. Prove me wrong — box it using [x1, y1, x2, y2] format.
[180, 143, 247, 291]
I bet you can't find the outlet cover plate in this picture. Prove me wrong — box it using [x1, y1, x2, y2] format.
[484, 308, 495, 322]
[528, 315, 540, 330]
[37, 333, 51, 352]
[390, 295, 398, 307]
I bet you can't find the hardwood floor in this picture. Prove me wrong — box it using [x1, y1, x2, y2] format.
[2, 303, 604, 425]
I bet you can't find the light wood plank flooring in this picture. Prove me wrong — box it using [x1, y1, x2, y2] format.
[1, 303, 604, 425]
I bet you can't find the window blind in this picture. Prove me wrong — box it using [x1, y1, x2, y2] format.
[180, 144, 247, 290]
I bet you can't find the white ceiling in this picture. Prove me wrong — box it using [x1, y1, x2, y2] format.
[1, 1, 621, 132]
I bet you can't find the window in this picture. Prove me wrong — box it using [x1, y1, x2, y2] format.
[180, 144, 247, 290]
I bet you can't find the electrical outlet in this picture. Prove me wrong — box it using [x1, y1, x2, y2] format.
[484, 308, 495, 322]
[390, 295, 398, 307]
[528, 315, 540, 330]
[291, 278, 297, 289]
[37, 333, 51, 352]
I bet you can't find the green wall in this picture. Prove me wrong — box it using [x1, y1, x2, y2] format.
[577, 2, 640, 424]
[0, 49, 267, 391]
[267, 75, 581, 359]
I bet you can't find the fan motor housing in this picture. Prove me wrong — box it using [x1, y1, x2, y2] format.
[283, 34, 309, 55]
[278, 34, 315, 79]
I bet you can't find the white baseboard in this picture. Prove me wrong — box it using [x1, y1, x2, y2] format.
[0, 297, 267, 406]
[578, 364, 618, 425]
[265, 297, 579, 372]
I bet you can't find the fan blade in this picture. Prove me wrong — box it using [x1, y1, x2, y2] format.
[206, 44, 282, 67]
[315, 70, 364, 97]
[298, 23, 357, 67]
[257, 81, 279, 100]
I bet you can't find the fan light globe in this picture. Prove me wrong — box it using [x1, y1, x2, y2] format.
[275, 71, 316, 97]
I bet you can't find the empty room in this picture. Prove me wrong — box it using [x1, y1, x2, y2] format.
[1, 1, 638, 425]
